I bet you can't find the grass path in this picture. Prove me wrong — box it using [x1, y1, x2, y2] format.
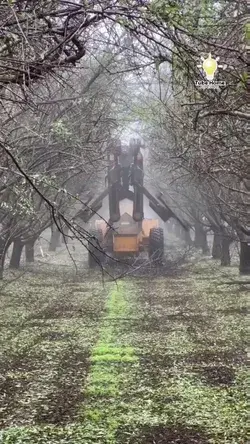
[0, 267, 107, 443]
[78, 280, 139, 443]
[0, 277, 141, 444]
[118, 273, 247, 444]
[0, 262, 247, 443]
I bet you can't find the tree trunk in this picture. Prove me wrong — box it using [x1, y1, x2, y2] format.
[25, 238, 36, 263]
[0, 238, 7, 279]
[239, 241, 250, 275]
[172, 222, 178, 237]
[212, 233, 222, 259]
[9, 238, 24, 269]
[61, 226, 69, 244]
[221, 237, 231, 266]
[49, 225, 61, 251]
[194, 223, 209, 254]
[184, 229, 193, 246]
[166, 220, 173, 233]
[0, 235, 12, 279]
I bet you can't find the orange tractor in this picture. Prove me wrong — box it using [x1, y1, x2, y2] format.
[76, 139, 186, 267]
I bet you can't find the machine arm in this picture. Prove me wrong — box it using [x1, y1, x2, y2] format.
[140, 186, 173, 222]
[157, 192, 188, 230]
[75, 188, 110, 223]
[136, 186, 188, 228]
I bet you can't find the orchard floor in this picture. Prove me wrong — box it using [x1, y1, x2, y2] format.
[0, 245, 247, 444]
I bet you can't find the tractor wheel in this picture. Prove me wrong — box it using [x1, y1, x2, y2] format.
[149, 227, 164, 263]
[88, 229, 104, 268]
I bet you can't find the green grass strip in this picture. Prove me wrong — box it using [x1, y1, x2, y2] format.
[80, 280, 138, 443]
[0, 280, 139, 444]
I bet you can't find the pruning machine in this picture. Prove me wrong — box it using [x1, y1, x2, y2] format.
[76, 138, 187, 267]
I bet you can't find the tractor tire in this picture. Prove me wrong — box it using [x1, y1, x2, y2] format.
[149, 227, 164, 263]
[88, 229, 104, 268]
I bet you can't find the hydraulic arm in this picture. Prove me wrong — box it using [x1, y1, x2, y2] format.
[75, 139, 187, 229]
